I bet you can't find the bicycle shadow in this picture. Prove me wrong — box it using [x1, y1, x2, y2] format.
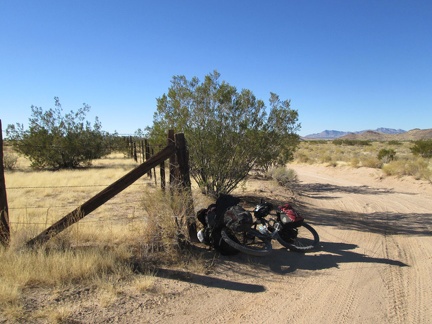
[137, 239, 407, 294]
[229, 241, 408, 275]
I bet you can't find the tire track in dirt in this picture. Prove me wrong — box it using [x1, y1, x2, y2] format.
[381, 234, 410, 323]
[385, 235, 432, 324]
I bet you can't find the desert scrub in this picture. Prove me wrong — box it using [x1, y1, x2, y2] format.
[3, 151, 18, 170]
[382, 158, 432, 181]
[358, 156, 382, 168]
[294, 151, 310, 163]
[377, 148, 396, 163]
[141, 188, 192, 260]
[319, 154, 333, 164]
[267, 166, 298, 187]
[410, 139, 432, 158]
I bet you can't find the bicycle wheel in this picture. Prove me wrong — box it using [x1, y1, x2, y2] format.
[221, 227, 272, 256]
[277, 222, 319, 252]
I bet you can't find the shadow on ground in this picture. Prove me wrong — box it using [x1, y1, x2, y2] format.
[148, 237, 408, 293]
[154, 267, 266, 293]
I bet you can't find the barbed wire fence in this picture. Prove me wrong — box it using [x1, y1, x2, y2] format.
[1, 126, 196, 247]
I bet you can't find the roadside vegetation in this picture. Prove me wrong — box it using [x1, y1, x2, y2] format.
[294, 139, 432, 183]
[146, 70, 300, 197]
[0, 153, 212, 322]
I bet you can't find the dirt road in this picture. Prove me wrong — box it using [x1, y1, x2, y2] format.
[78, 164, 432, 323]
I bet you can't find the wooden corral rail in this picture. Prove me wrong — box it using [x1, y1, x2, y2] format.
[25, 131, 196, 247]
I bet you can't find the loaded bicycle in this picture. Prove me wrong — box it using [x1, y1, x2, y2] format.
[197, 195, 320, 256]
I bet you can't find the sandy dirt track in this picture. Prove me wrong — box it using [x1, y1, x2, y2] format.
[20, 164, 432, 323]
[136, 164, 432, 324]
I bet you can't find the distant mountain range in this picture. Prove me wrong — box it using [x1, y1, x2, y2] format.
[303, 128, 432, 141]
[303, 128, 407, 140]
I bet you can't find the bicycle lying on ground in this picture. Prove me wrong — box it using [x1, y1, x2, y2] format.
[219, 199, 320, 256]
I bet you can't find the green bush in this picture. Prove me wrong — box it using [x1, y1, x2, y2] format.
[6, 97, 110, 169]
[147, 71, 301, 197]
[410, 139, 432, 158]
[377, 148, 396, 163]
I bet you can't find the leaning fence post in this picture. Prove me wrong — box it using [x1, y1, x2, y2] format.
[0, 120, 10, 247]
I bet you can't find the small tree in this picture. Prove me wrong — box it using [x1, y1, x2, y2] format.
[147, 71, 301, 197]
[411, 139, 432, 158]
[6, 97, 109, 169]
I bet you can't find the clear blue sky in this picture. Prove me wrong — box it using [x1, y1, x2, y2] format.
[1, 0, 431, 137]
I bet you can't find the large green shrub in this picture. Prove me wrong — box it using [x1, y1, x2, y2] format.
[147, 71, 301, 197]
[6, 97, 110, 169]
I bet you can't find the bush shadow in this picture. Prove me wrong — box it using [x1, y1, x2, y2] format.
[301, 203, 432, 236]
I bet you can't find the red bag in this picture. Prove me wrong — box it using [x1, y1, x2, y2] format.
[278, 204, 304, 223]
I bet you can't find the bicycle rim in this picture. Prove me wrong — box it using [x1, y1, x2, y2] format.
[221, 228, 272, 256]
[277, 222, 319, 252]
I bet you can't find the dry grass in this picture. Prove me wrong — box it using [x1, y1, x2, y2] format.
[1, 152, 209, 322]
[5, 152, 146, 243]
[0, 243, 139, 321]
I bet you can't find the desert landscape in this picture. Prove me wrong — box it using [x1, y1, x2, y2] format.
[2, 1, 431, 321]
[3, 161, 430, 323]
[115, 163, 431, 324]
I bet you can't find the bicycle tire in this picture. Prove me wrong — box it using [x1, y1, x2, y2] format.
[221, 227, 273, 256]
[277, 222, 319, 252]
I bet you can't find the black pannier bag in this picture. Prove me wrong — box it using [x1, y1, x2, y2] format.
[223, 205, 253, 232]
[196, 194, 241, 255]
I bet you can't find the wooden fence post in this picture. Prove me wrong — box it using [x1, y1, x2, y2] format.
[0, 120, 10, 247]
[140, 140, 145, 164]
[145, 139, 152, 178]
[175, 133, 198, 242]
[160, 160, 166, 191]
[168, 130, 177, 190]
[133, 141, 137, 162]
[128, 136, 133, 158]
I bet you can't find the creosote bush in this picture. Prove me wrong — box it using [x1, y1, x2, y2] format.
[6, 97, 111, 169]
[147, 71, 301, 197]
[410, 139, 432, 158]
